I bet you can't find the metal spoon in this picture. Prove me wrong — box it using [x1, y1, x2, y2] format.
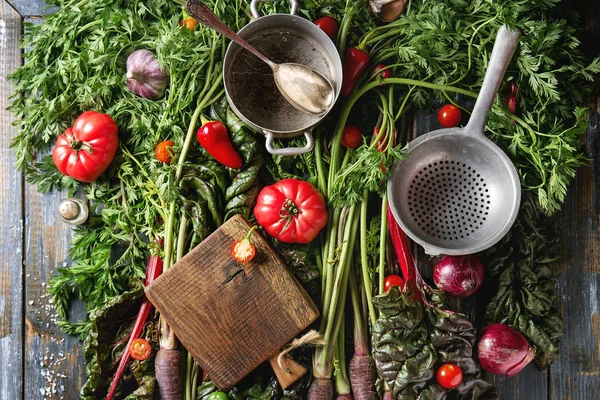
[186, 0, 335, 115]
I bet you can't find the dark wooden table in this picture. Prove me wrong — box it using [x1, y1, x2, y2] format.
[0, 1, 598, 399]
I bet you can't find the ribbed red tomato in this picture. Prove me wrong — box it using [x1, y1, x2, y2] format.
[254, 179, 328, 244]
[52, 111, 119, 182]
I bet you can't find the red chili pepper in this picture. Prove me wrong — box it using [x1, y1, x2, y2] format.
[372, 64, 392, 86]
[341, 47, 370, 98]
[106, 246, 164, 400]
[197, 120, 243, 169]
[507, 82, 518, 114]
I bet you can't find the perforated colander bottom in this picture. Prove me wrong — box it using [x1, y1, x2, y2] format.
[407, 160, 491, 241]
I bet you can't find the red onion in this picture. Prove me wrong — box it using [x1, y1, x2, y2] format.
[477, 323, 535, 376]
[433, 255, 484, 297]
[126, 50, 170, 100]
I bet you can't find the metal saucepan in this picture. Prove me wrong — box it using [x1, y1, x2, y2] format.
[387, 26, 522, 256]
[223, 0, 343, 156]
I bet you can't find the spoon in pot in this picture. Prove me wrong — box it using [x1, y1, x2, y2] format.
[186, 0, 335, 115]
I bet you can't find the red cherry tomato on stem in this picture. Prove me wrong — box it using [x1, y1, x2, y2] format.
[254, 178, 328, 244]
[384, 274, 405, 292]
[52, 111, 119, 182]
[341, 125, 363, 149]
[129, 338, 152, 361]
[313, 16, 339, 41]
[437, 104, 462, 128]
[436, 363, 463, 389]
[372, 64, 392, 85]
[155, 140, 175, 163]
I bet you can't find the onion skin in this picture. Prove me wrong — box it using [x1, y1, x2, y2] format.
[433, 255, 484, 298]
[126, 49, 170, 100]
[477, 323, 535, 376]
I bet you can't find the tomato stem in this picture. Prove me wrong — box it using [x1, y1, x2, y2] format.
[243, 225, 259, 241]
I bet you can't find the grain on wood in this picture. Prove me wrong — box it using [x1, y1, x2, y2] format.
[548, 109, 600, 400]
[20, 13, 87, 400]
[146, 215, 319, 391]
[0, 2, 23, 400]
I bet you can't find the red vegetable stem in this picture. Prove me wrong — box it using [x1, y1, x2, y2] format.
[106, 252, 164, 400]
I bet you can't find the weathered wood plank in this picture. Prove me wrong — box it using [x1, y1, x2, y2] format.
[0, 2, 24, 400]
[21, 15, 86, 400]
[549, 107, 600, 399]
[24, 187, 87, 400]
[7, 0, 56, 17]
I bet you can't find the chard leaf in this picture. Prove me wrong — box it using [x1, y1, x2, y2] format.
[373, 287, 497, 399]
[484, 196, 563, 370]
[79, 281, 157, 399]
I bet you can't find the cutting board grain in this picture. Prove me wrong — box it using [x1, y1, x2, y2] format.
[145, 215, 319, 390]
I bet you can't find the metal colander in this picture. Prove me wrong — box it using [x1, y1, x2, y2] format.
[388, 26, 522, 256]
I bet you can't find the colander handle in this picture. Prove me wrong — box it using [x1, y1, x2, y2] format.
[465, 25, 521, 135]
[251, 0, 299, 19]
[264, 131, 314, 156]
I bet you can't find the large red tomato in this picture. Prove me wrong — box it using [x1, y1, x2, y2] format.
[254, 178, 328, 244]
[52, 111, 119, 182]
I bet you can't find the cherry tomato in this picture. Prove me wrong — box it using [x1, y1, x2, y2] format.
[341, 125, 362, 149]
[129, 338, 152, 361]
[155, 140, 175, 163]
[383, 274, 405, 292]
[180, 18, 198, 30]
[313, 16, 339, 41]
[437, 104, 462, 128]
[436, 363, 463, 389]
[372, 64, 392, 85]
[207, 392, 229, 400]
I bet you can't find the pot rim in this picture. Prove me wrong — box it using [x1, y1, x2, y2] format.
[223, 13, 342, 136]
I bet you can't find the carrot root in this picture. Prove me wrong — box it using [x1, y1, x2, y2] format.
[383, 391, 394, 400]
[308, 377, 333, 400]
[155, 349, 183, 400]
[336, 395, 354, 400]
[349, 355, 377, 400]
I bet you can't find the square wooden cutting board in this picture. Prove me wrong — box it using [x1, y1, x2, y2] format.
[145, 215, 319, 390]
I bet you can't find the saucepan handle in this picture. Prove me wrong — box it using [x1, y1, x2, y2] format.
[465, 25, 521, 135]
[265, 131, 314, 156]
[251, 0, 299, 19]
